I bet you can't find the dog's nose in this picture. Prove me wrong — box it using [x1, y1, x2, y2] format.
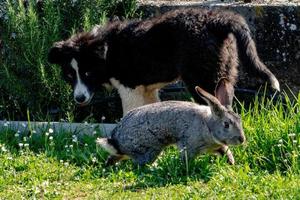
[75, 95, 86, 104]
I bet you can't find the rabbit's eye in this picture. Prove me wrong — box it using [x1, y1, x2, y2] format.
[224, 122, 230, 129]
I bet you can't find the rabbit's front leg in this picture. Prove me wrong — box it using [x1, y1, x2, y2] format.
[215, 145, 235, 165]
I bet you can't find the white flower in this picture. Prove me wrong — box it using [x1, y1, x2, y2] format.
[32, 130, 37, 134]
[285, 153, 291, 157]
[64, 145, 68, 148]
[277, 144, 282, 147]
[101, 116, 106, 121]
[278, 139, 283, 143]
[49, 136, 53, 140]
[1, 146, 7, 152]
[14, 133, 19, 137]
[45, 132, 49, 136]
[64, 162, 69, 167]
[42, 181, 49, 187]
[7, 156, 13, 160]
[293, 140, 297, 144]
[84, 121, 88, 126]
[49, 128, 54, 134]
[24, 143, 29, 147]
[84, 143, 88, 147]
[18, 143, 24, 147]
[34, 187, 41, 194]
[69, 145, 73, 148]
[92, 131, 97, 135]
[60, 160, 63, 163]
[288, 133, 296, 138]
[72, 135, 78, 143]
[92, 157, 97, 163]
[23, 137, 27, 142]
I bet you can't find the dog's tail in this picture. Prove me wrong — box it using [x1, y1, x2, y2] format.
[207, 12, 280, 92]
[96, 137, 120, 156]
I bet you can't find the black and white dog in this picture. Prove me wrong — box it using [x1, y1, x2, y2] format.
[48, 8, 280, 115]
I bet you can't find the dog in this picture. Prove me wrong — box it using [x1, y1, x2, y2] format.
[48, 8, 280, 115]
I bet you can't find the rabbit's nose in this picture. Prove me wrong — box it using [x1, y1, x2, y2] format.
[239, 135, 246, 144]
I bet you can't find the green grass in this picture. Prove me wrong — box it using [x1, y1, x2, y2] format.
[0, 94, 300, 199]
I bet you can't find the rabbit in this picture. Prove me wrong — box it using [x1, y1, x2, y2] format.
[97, 79, 245, 166]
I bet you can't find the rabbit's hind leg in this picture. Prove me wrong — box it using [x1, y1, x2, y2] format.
[133, 149, 161, 166]
[105, 155, 126, 166]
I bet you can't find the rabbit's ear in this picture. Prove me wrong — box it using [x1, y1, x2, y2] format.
[195, 86, 224, 117]
[214, 78, 234, 110]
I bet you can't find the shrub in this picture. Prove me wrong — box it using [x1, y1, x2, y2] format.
[0, 0, 139, 122]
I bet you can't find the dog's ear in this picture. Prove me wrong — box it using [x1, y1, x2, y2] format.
[109, 15, 120, 22]
[88, 41, 108, 60]
[214, 78, 234, 110]
[48, 41, 75, 64]
[98, 43, 108, 59]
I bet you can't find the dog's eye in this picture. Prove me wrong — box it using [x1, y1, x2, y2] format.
[224, 122, 230, 129]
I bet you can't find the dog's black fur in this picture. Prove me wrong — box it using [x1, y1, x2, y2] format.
[48, 8, 280, 110]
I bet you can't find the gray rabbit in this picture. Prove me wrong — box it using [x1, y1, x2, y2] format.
[97, 80, 245, 166]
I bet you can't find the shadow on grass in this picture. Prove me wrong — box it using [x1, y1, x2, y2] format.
[0, 127, 224, 189]
[88, 154, 223, 191]
[118, 156, 219, 191]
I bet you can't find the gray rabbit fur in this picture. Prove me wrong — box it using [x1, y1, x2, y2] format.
[97, 79, 245, 166]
